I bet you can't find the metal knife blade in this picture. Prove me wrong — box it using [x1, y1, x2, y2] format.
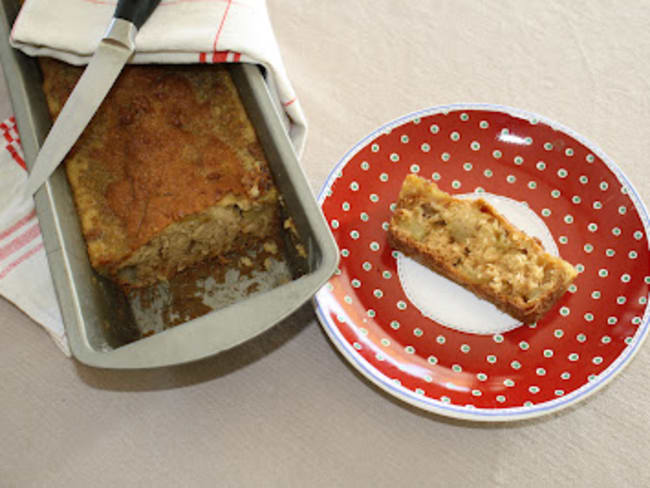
[24, 18, 137, 197]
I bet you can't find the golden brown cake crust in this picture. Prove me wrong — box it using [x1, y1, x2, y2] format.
[39, 58, 276, 282]
[388, 175, 577, 323]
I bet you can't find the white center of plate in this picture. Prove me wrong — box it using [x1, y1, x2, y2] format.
[396, 193, 559, 335]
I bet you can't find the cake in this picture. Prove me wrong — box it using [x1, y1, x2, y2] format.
[39, 58, 280, 289]
[388, 175, 577, 323]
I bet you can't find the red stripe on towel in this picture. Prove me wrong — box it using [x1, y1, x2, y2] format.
[0, 223, 41, 262]
[0, 210, 36, 242]
[211, 51, 228, 63]
[6, 144, 26, 171]
[0, 242, 44, 280]
[212, 0, 232, 52]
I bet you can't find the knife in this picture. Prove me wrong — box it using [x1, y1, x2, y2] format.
[24, 0, 161, 197]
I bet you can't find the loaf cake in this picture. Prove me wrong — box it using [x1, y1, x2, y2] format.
[39, 58, 280, 289]
[388, 175, 577, 323]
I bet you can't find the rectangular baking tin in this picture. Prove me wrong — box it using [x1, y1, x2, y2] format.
[0, 0, 338, 368]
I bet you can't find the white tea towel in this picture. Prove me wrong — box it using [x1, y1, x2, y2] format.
[0, 117, 69, 355]
[10, 0, 306, 153]
[4, 0, 306, 355]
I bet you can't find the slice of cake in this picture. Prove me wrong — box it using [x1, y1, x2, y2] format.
[40, 58, 280, 289]
[388, 175, 577, 323]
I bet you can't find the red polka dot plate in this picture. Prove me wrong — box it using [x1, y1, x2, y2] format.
[314, 104, 650, 421]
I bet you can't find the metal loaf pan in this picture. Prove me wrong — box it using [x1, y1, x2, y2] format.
[0, 0, 338, 368]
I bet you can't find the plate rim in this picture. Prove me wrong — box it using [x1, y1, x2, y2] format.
[314, 102, 650, 422]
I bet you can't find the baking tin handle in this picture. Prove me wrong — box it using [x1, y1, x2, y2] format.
[114, 0, 161, 30]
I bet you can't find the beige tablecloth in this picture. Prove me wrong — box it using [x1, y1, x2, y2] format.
[2, 1, 649, 486]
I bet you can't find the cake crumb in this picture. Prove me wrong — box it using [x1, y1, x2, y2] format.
[295, 243, 307, 258]
[263, 241, 278, 254]
[283, 217, 298, 236]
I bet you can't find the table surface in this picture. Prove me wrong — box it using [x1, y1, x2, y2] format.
[2, 1, 650, 486]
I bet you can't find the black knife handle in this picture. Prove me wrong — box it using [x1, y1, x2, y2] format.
[114, 0, 162, 30]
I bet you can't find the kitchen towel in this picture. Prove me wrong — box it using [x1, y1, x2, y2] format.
[0, 117, 68, 355]
[10, 0, 306, 152]
[11, 0, 306, 152]
[3, 0, 306, 355]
